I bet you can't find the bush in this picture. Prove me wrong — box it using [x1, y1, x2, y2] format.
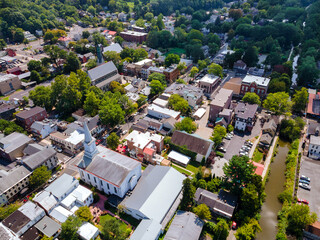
[93, 193, 100, 203]
[216, 151, 224, 157]
[278, 190, 292, 204]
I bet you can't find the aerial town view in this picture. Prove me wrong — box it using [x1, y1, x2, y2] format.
[0, 0, 319, 239]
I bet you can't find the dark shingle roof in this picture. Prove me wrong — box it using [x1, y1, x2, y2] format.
[2, 210, 30, 233]
[16, 106, 46, 120]
[171, 131, 213, 156]
[23, 146, 56, 170]
[234, 103, 258, 120]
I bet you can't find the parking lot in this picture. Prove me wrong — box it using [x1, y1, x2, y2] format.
[297, 156, 320, 219]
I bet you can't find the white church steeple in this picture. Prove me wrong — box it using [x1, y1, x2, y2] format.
[82, 121, 98, 168]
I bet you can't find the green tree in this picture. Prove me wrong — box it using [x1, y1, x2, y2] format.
[235, 219, 261, 240]
[190, 66, 199, 77]
[180, 178, 196, 211]
[103, 51, 121, 66]
[0, 202, 21, 220]
[30, 70, 42, 84]
[213, 218, 230, 240]
[64, 52, 81, 73]
[176, 79, 186, 84]
[133, 48, 148, 62]
[137, 94, 147, 107]
[27, 60, 42, 72]
[148, 72, 166, 85]
[165, 54, 180, 67]
[279, 117, 305, 142]
[263, 92, 292, 115]
[242, 92, 261, 105]
[75, 206, 93, 222]
[175, 117, 197, 133]
[292, 87, 308, 113]
[193, 204, 212, 220]
[99, 104, 125, 127]
[115, 36, 124, 45]
[87, 5, 96, 16]
[223, 155, 256, 194]
[84, 91, 100, 117]
[92, 32, 107, 46]
[208, 63, 223, 78]
[82, 31, 90, 39]
[145, 12, 154, 21]
[297, 56, 319, 87]
[44, 45, 67, 70]
[198, 60, 207, 71]
[227, 124, 234, 133]
[29, 166, 51, 189]
[168, 94, 190, 115]
[86, 58, 97, 70]
[29, 86, 53, 111]
[60, 216, 82, 240]
[177, 62, 187, 72]
[207, 178, 221, 193]
[243, 46, 259, 67]
[0, 39, 7, 50]
[101, 218, 130, 240]
[107, 132, 120, 150]
[41, 236, 53, 240]
[156, 14, 165, 30]
[287, 204, 317, 238]
[135, 18, 145, 27]
[150, 80, 165, 95]
[211, 125, 227, 148]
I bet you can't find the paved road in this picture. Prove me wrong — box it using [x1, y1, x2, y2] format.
[9, 80, 52, 100]
[297, 156, 320, 220]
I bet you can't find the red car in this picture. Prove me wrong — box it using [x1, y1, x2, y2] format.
[95, 139, 102, 145]
[297, 198, 309, 205]
[232, 221, 237, 230]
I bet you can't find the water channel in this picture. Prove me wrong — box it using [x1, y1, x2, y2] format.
[256, 140, 290, 240]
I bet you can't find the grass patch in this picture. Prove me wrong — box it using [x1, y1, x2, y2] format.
[172, 165, 191, 176]
[1, 96, 9, 101]
[252, 148, 264, 163]
[164, 48, 186, 57]
[186, 161, 201, 173]
[104, 203, 141, 227]
[99, 214, 131, 234]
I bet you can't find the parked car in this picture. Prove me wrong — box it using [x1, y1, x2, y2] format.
[297, 198, 309, 205]
[245, 141, 253, 147]
[299, 179, 310, 185]
[218, 147, 227, 153]
[56, 147, 62, 153]
[122, 130, 128, 135]
[225, 135, 232, 140]
[299, 183, 311, 190]
[48, 174, 57, 183]
[300, 175, 311, 182]
[96, 139, 102, 145]
[242, 145, 251, 151]
[232, 221, 237, 230]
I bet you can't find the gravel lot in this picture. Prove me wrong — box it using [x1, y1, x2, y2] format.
[297, 156, 320, 219]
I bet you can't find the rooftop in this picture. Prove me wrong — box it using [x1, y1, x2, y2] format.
[199, 74, 220, 84]
[310, 135, 320, 146]
[45, 173, 79, 200]
[77, 222, 99, 240]
[0, 132, 32, 154]
[148, 104, 180, 119]
[88, 61, 118, 82]
[164, 211, 204, 240]
[126, 130, 164, 149]
[0, 166, 31, 194]
[167, 151, 191, 166]
[0, 74, 18, 83]
[16, 106, 46, 120]
[49, 206, 73, 223]
[130, 219, 162, 240]
[34, 216, 61, 237]
[234, 103, 258, 120]
[223, 77, 242, 95]
[2, 210, 29, 234]
[103, 43, 123, 54]
[242, 75, 270, 87]
[135, 59, 153, 66]
[22, 145, 56, 170]
[210, 88, 233, 107]
[120, 31, 147, 36]
[122, 166, 185, 224]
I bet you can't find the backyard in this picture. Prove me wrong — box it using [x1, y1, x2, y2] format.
[252, 148, 264, 163]
[164, 48, 186, 57]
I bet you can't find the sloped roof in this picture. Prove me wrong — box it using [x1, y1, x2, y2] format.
[164, 211, 204, 240]
[23, 146, 56, 170]
[122, 166, 185, 224]
[88, 61, 117, 82]
[16, 106, 46, 120]
[0, 166, 31, 194]
[171, 131, 213, 156]
[35, 216, 61, 237]
[0, 132, 32, 154]
[234, 103, 258, 120]
[130, 219, 162, 240]
[103, 43, 123, 53]
[45, 174, 78, 200]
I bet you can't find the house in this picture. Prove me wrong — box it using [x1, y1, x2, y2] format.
[164, 211, 204, 240]
[165, 83, 203, 108]
[130, 219, 162, 240]
[77, 122, 141, 198]
[131, 116, 176, 135]
[16, 106, 47, 129]
[77, 222, 100, 240]
[50, 205, 73, 223]
[24, 31, 37, 41]
[209, 88, 233, 122]
[103, 43, 123, 54]
[0, 101, 16, 120]
[125, 59, 153, 77]
[180, 58, 193, 70]
[193, 108, 206, 120]
[2, 201, 45, 236]
[199, 74, 221, 96]
[148, 65, 180, 82]
[307, 90, 320, 118]
[259, 119, 277, 149]
[307, 121, 320, 137]
[0, 166, 32, 205]
[233, 60, 247, 74]
[120, 31, 147, 43]
[167, 150, 191, 167]
[194, 188, 237, 219]
[153, 97, 168, 108]
[248, 67, 265, 77]
[58, 36, 72, 47]
[35, 216, 61, 239]
[240, 75, 270, 97]
[60, 185, 93, 210]
[31, 119, 58, 139]
[0, 132, 32, 161]
[171, 131, 214, 162]
[78, 53, 94, 63]
[122, 165, 185, 229]
[125, 130, 164, 163]
[88, 61, 121, 91]
[118, 12, 127, 21]
[7, 66, 22, 75]
[308, 135, 320, 160]
[147, 104, 180, 120]
[22, 144, 58, 170]
[0, 74, 21, 95]
[234, 103, 258, 132]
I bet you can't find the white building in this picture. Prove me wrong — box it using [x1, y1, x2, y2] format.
[50, 205, 73, 223]
[77, 122, 141, 198]
[31, 120, 58, 139]
[77, 222, 100, 240]
[309, 135, 320, 159]
[147, 104, 180, 120]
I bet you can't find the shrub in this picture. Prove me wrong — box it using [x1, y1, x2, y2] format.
[93, 193, 100, 203]
[216, 151, 224, 157]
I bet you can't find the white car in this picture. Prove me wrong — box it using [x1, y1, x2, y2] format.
[299, 183, 311, 191]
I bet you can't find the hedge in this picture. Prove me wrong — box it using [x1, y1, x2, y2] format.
[168, 142, 197, 161]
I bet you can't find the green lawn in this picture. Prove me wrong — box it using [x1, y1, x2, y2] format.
[104, 203, 141, 227]
[172, 165, 191, 176]
[186, 161, 201, 173]
[164, 48, 186, 57]
[252, 148, 264, 163]
[99, 214, 130, 233]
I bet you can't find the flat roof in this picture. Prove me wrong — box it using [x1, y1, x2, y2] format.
[77, 222, 99, 240]
[199, 74, 220, 84]
[168, 150, 191, 166]
[242, 75, 270, 87]
[120, 31, 147, 36]
[35, 216, 61, 237]
[210, 88, 233, 107]
[0, 74, 18, 82]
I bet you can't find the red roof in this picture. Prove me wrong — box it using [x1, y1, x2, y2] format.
[58, 36, 72, 41]
[103, 30, 117, 36]
[307, 92, 320, 115]
[252, 161, 264, 176]
[143, 147, 155, 156]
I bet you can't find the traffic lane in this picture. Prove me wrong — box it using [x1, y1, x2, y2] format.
[297, 157, 320, 219]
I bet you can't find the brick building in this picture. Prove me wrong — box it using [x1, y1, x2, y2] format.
[16, 106, 47, 129]
[209, 88, 233, 122]
[120, 31, 147, 43]
[240, 75, 270, 97]
[148, 65, 180, 82]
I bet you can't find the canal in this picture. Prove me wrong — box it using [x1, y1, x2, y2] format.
[256, 140, 289, 240]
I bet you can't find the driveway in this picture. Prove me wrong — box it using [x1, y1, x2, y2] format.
[297, 156, 320, 219]
[195, 100, 213, 140]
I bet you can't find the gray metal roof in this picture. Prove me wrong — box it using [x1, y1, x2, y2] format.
[130, 219, 162, 240]
[23, 143, 44, 156]
[103, 43, 123, 53]
[164, 211, 204, 240]
[0, 132, 32, 154]
[34, 216, 61, 237]
[87, 61, 117, 82]
[45, 174, 78, 200]
[84, 146, 141, 187]
[18, 201, 45, 222]
[122, 166, 185, 224]
[0, 166, 31, 194]
[23, 146, 56, 170]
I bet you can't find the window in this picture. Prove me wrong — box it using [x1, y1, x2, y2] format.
[94, 177, 97, 183]
[107, 184, 110, 190]
[87, 174, 90, 180]
[114, 187, 117, 193]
